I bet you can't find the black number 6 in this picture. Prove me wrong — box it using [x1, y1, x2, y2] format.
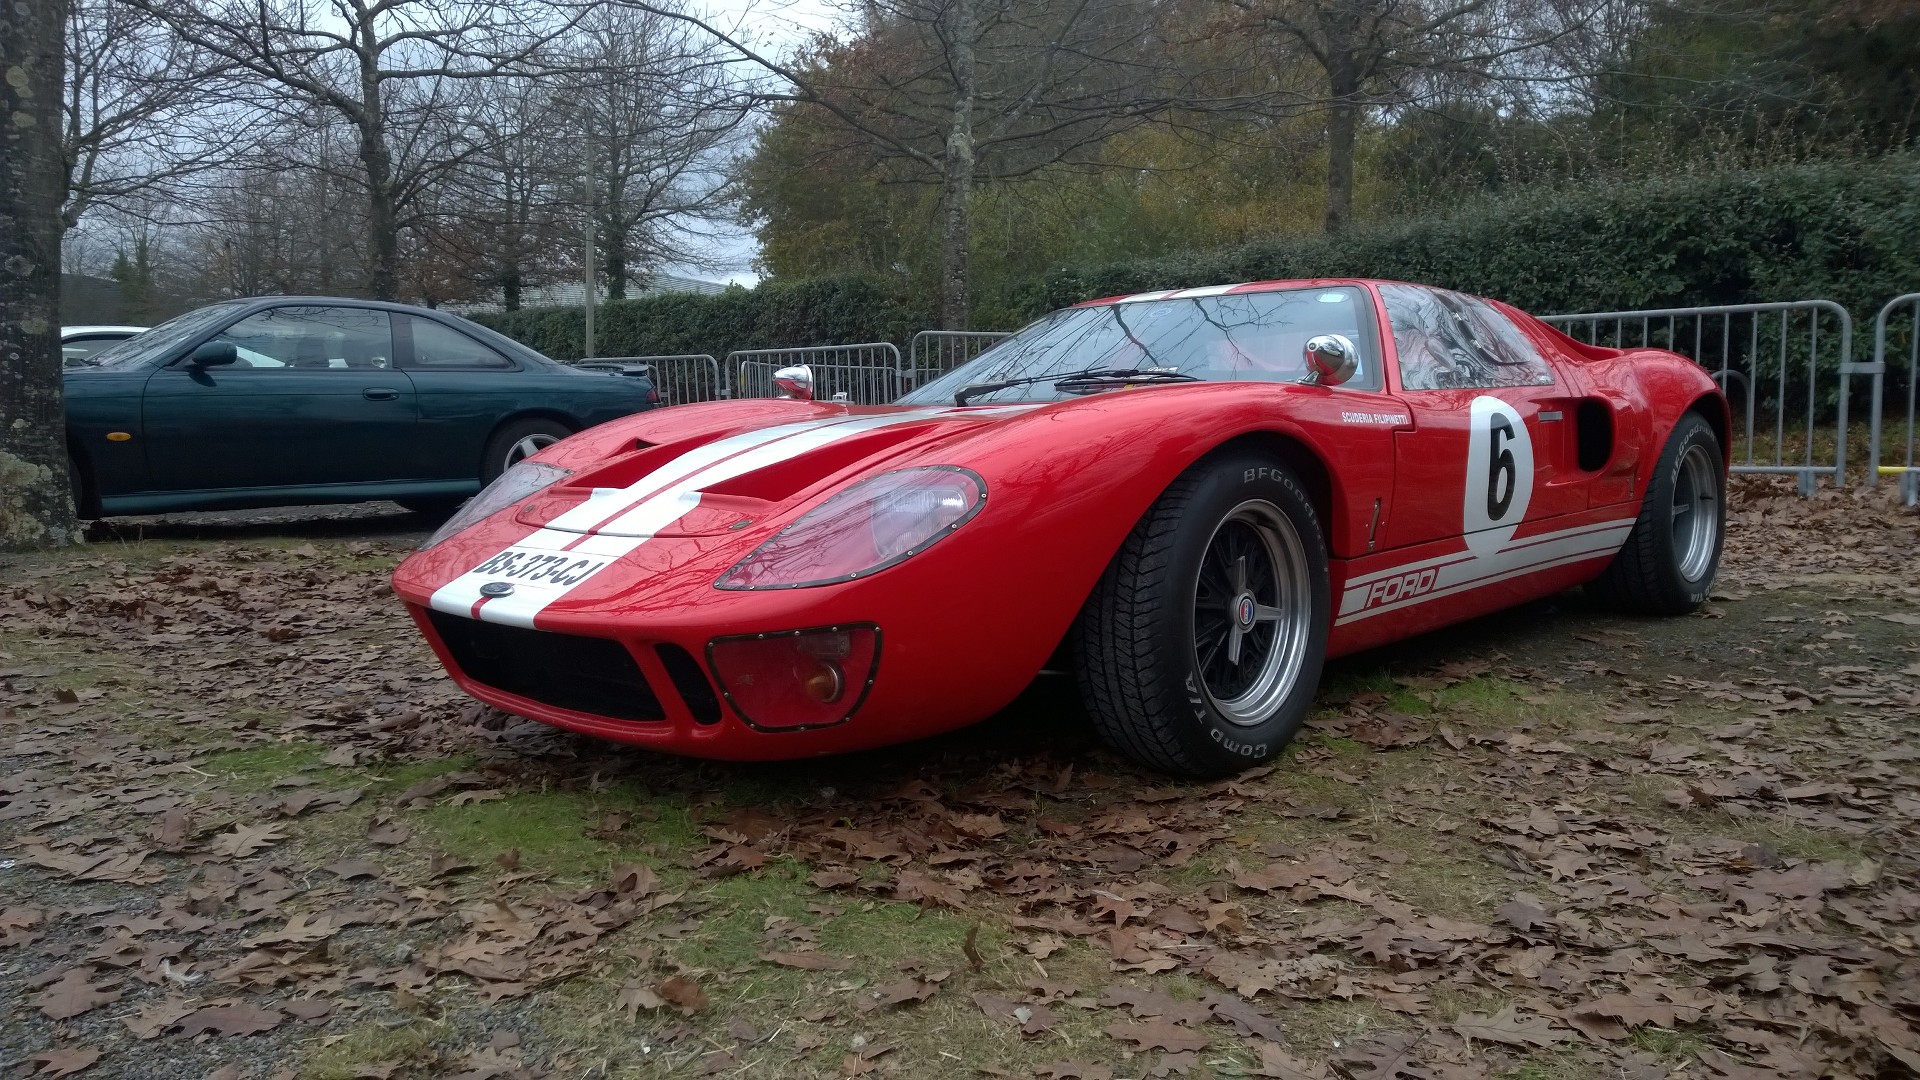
[1486, 415, 1516, 521]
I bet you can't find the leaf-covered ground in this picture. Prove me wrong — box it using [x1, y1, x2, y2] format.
[2, 479, 1916, 1079]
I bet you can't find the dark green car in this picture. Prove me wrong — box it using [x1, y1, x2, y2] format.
[63, 297, 659, 516]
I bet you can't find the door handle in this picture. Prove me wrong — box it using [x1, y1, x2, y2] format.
[363, 388, 400, 401]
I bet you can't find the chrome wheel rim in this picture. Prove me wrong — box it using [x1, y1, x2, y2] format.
[505, 433, 560, 469]
[1670, 443, 1720, 582]
[1191, 499, 1313, 727]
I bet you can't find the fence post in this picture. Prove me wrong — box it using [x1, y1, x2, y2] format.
[1867, 296, 1916, 488]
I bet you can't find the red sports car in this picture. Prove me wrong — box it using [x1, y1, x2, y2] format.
[391, 280, 1726, 777]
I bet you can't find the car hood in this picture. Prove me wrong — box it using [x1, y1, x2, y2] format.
[513, 399, 1046, 539]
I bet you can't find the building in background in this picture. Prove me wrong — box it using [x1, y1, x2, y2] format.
[447, 272, 728, 315]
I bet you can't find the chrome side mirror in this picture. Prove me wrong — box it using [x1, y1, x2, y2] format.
[773, 364, 814, 401]
[1302, 334, 1359, 386]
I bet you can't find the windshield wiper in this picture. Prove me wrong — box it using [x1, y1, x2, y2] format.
[954, 367, 1197, 406]
[1054, 368, 1200, 393]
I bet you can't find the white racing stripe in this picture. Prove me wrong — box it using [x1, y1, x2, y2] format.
[1336, 518, 1634, 626]
[430, 407, 1028, 628]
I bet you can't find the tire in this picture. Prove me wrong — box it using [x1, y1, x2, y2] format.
[480, 418, 573, 484]
[67, 453, 94, 520]
[1588, 411, 1724, 615]
[1073, 452, 1331, 778]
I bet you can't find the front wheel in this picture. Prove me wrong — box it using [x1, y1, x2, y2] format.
[1589, 411, 1725, 614]
[481, 418, 574, 484]
[67, 454, 94, 520]
[1073, 452, 1330, 778]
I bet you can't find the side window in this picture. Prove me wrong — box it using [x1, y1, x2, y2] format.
[405, 317, 512, 370]
[62, 335, 127, 365]
[1380, 285, 1554, 391]
[208, 307, 395, 371]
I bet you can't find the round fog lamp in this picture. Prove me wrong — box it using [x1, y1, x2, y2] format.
[802, 661, 845, 703]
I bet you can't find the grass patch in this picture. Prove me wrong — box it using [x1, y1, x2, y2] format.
[300, 1017, 442, 1079]
[196, 743, 331, 790]
[409, 780, 702, 880]
[1629, 1025, 1710, 1064]
[1499, 1051, 1605, 1080]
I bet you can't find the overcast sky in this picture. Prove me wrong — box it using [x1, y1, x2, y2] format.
[669, 0, 849, 287]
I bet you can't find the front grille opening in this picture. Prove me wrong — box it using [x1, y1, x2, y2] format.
[427, 610, 664, 722]
[656, 644, 722, 724]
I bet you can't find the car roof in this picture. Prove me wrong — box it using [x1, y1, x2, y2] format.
[1075, 278, 1430, 307]
[62, 325, 147, 336]
[222, 296, 474, 317]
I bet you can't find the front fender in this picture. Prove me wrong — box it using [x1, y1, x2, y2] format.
[901, 384, 1392, 685]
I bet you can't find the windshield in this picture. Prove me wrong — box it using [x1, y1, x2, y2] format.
[75, 302, 248, 370]
[900, 286, 1380, 406]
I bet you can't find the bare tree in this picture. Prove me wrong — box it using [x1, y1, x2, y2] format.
[624, 0, 1179, 326]
[566, 5, 752, 299]
[133, 0, 600, 299]
[433, 79, 571, 310]
[2, 0, 78, 548]
[61, 0, 237, 233]
[1223, 0, 1622, 233]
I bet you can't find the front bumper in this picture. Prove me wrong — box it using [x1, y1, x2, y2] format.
[407, 600, 999, 761]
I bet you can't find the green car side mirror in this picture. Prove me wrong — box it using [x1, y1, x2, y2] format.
[186, 341, 238, 368]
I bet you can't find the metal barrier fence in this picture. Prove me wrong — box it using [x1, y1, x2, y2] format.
[905, 330, 1012, 390]
[1540, 301, 1860, 489]
[1873, 294, 1920, 503]
[589, 354, 725, 405]
[727, 342, 905, 405]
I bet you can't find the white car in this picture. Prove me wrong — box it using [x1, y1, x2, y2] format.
[62, 325, 147, 366]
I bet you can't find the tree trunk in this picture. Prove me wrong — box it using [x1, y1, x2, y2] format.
[360, 121, 398, 299]
[1323, 57, 1359, 236]
[1, 0, 78, 549]
[938, 0, 977, 330]
[503, 266, 521, 311]
[602, 220, 627, 301]
[356, 21, 398, 299]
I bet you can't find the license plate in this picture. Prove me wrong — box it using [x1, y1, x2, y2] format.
[469, 547, 609, 589]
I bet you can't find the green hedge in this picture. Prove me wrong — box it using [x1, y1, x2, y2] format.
[479, 156, 1920, 362]
[471, 275, 930, 363]
[996, 154, 1920, 325]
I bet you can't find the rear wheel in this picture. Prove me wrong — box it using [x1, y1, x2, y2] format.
[1589, 412, 1724, 614]
[1073, 452, 1330, 777]
[481, 418, 573, 484]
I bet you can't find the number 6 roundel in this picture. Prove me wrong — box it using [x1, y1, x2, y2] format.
[1463, 396, 1534, 556]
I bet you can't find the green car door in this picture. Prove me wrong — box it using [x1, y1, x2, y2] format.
[141, 305, 422, 492]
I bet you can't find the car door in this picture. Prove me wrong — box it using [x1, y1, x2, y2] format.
[395, 313, 526, 480]
[1378, 284, 1592, 554]
[141, 305, 420, 492]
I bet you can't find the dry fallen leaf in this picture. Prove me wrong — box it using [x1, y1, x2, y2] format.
[29, 1047, 102, 1078]
[1104, 1021, 1210, 1053]
[33, 969, 121, 1021]
[174, 1004, 286, 1037]
[209, 823, 286, 858]
[1453, 1004, 1569, 1048]
[656, 976, 707, 1015]
[617, 982, 665, 1018]
[1249, 1041, 1329, 1079]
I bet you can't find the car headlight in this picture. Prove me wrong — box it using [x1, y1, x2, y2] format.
[715, 466, 985, 589]
[419, 461, 572, 551]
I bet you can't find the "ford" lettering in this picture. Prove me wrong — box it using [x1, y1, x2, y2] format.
[1362, 567, 1438, 609]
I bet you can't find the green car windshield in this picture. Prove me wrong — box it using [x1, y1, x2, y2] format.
[75, 301, 248, 370]
[899, 286, 1379, 406]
